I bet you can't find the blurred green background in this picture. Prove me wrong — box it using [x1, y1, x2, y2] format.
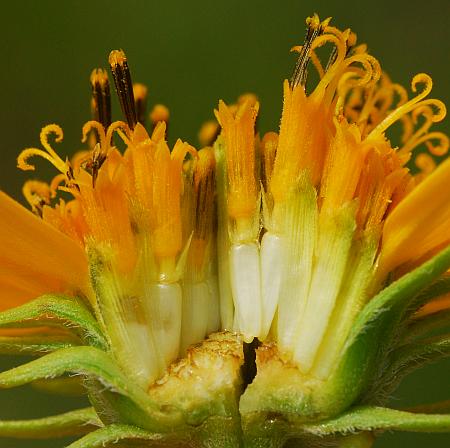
[0, 0, 449, 446]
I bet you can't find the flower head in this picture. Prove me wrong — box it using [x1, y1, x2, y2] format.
[0, 14, 450, 447]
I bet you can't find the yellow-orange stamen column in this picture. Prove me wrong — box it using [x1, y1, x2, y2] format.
[124, 124, 197, 377]
[216, 99, 262, 342]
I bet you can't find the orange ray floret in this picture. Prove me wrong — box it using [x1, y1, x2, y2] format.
[415, 293, 450, 318]
[0, 192, 89, 310]
[378, 157, 450, 277]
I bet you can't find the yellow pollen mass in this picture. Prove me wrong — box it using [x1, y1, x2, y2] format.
[133, 83, 148, 125]
[150, 104, 170, 125]
[198, 120, 220, 147]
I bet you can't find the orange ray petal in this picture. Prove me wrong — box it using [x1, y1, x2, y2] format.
[0, 192, 89, 309]
[378, 157, 450, 277]
[415, 293, 450, 318]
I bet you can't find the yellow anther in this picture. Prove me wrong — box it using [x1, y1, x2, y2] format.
[133, 83, 148, 125]
[108, 49, 127, 66]
[198, 120, 220, 147]
[305, 13, 330, 31]
[149, 104, 170, 126]
[133, 83, 148, 101]
[90, 68, 109, 88]
[237, 93, 259, 107]
[306, 13, 321, 29]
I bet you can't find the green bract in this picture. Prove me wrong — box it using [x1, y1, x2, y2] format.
[0, 247, 449, 447]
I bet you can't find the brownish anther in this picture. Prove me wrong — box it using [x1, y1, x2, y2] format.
[90, 68, 112, 129]
[109, 50, 138, 129]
